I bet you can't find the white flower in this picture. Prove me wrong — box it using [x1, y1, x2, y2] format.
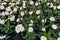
[20, 11, 25, 16]
[9, 3, 11, 5]
[11, 3, 15, 7]
[35, 2, 39, 6]
[17, 0, 20, 1]
[15, 24, 24, 33]
[1, 12, 5, 16]
[57, 37, 60, 40]
[38, 0, 40, 1]
[23, 5, 26, 8]
[28, 27, 33, 32]
[9, 16, 15, 21]
[9, 3, 15, 7]
[6, 6, 11, 11]
[53, 6, 56, 10]
[20, 7, 23, 10]
[0, 5, 5, 10]
[4, 0, 8, 2]
[29, 1, 34, 5]
[44, 19, 47, 23]
[29, 11, 33, 15]
[16, 18, 20, 22]
[13, 8, 17, 12]
[50, 3, 53, 8]
[0, 35, 6, 39]
[0, 19, 5, 24]
[11, 0, 15, 2]
[29, 23, 33, 26]
[42, 28, 46, 31]
[53, 0, 56, 2]
[57, 5, 60, 9]
[47, 3, 50, 6]
[16, 2, 20, 4]
[2, 2, 7, 5]
[16, 6, 19, 8]
[9, 11, 13, 15]
[36, 10, 40, 15]
[23, 1, 26, 8]
[40, 36, 47, 40]
[52, 24, 57, 30]
[5, 11, 9, 15]
[50, 17, 55, 21]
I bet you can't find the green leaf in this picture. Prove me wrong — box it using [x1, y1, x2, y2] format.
[4, 21, 10, 33]
[26, 32, 35, 40]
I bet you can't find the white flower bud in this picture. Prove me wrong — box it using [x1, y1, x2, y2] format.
[28, 27, 33, 32]
[16, 18, 20, 22]
[0, 35, 6, 39]
[38, 16, 40, 18]
[5, 11, 10, 15]
[35, 2, 39, 6]
[9, 16, 15, 21]
[29, 11, 33, 15]
[0, 5, 5, 10]
[30, 20, 34, 23]
[1, 12, 5, 16]
[20, 18, 23, 20]
[42, 28, 46, 31]
[0, 19, 5, 24]
[41, 19, 45, 23]
[29, 23, 33, 26]
[59, 32, 60, 36]
[6, 7, 11, 11]
[41, 19, 46, 23]
[13, 8, 17, 12]
[57, 5, 60, 9]
[36, 10, 40, 15]
[20, 11, 25, 16]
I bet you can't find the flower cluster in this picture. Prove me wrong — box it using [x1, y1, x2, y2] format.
[0, 0, 60, 40]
